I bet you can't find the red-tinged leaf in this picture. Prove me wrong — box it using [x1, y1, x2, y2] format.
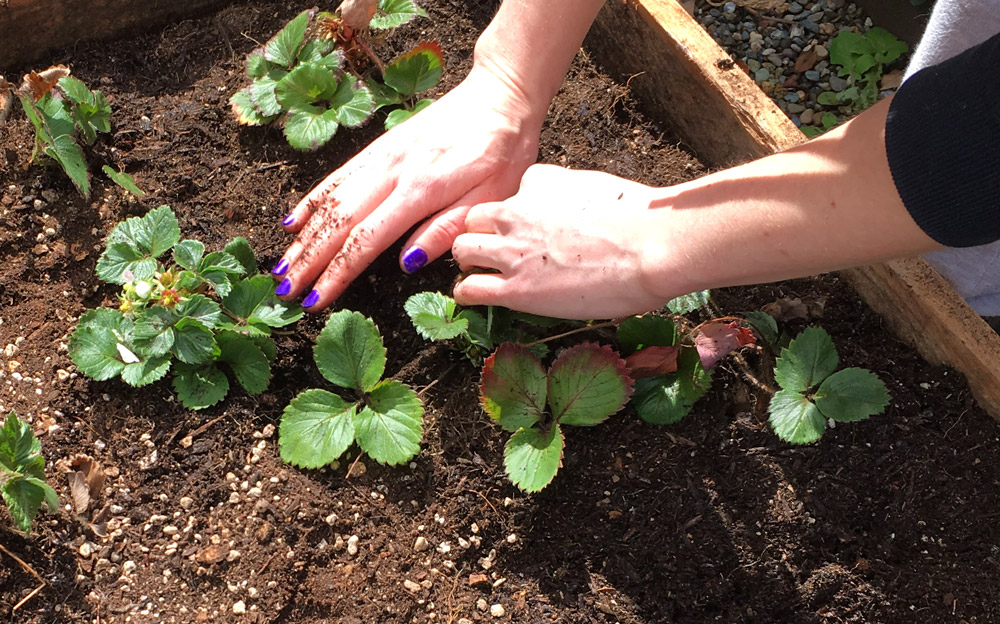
[548, 342, 633, 427]
[624, 345, 680, 379]
[19, 65, 70, 102]
[401, 41, 444, 66]
[480, 344, 547, 432]
[694, 321, 756, 370]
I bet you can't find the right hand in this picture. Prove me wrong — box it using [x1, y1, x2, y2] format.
[271, 70, 543, 311]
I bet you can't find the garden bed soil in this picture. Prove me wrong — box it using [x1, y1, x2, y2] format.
[2, 1, 999, 623]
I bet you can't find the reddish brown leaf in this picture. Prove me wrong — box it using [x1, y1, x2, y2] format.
[624, 345, 680, 379]
[694, 321, 756, 370]
[794, 48, 819, 73]
[20, 65, 70, 102]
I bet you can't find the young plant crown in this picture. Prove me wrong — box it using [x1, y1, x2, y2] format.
[480, 343, 633, 492]
[279, 310, 424, 468]
[69, 206, 303, 409]
[769, 326, 889, 443]
[7, 66, 143, 197]
[231, 0, 443, 149]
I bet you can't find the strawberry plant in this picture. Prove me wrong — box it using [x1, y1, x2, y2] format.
[279, 310, 424, 468]
[4, 66, 143, 198]
[768, 327, 890, 443]
[68, 206, 303, 410]
[1, 413, 59, 534]
[816, 27, 908, 113]
[404, 291, 559, 362]
[230, 1, 444, 150]
[407, 290, 889, 491]
[480, 343, 633, 492]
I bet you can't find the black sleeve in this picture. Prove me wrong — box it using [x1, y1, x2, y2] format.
[885, 31, 1000, 248]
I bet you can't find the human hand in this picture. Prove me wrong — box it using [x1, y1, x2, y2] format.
[452, 164, 679, 319]
[272, 70, 543, 310]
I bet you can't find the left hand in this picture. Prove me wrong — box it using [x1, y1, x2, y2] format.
[452, 164, 674, 319]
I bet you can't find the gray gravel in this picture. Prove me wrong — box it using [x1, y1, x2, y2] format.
[695, 0, 905, 132]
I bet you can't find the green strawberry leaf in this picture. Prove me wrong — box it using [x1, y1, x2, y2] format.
[133, 307, 178, 357]
[283, 105, 340, 151]
[275, 63, 339, 110]
[197, 251, 245, 298]
[246, 75, 284, 117]
[504, 424, 563, 493]
[68, 309, 133, 381]
[102, 165, 145, 197]
[224, 237, 258, 275]
[404, 291, 468, 341]
[548, 343, 633, 426]
[0, 412, 42, 475]
[172, 239, 206, 271]
[2, 477, 47, 533]
[314, 310, 386, 392]
[768, 388, 827, 444]
[480, 344, 547, 432]
[370, 0, 428, 29]
[666, 289, 711, 314]
[279, 389, 357, 468]
[814, 367, 889, 423]
[631, 348, 712, 425]
[355, 380, 423, 466]
[246, 52, 271, 78]
[121, 355, 171, 387]
[222, 275, 303, 332]
[175, 294, 222, 330]
[45, 132, 90, 197]
[617, 314, 676, 354]
[330, 78, 375, 128]
[217, 332, 271, 394]
[383, 42, 443, 96]
[263, 9, 311, 68]
[774, 327, 839, 393]
[171, 317, 218, 364]
[230, 88, 275, 126]
[742, 310, 779, 348]
[173, 364, 229, 410]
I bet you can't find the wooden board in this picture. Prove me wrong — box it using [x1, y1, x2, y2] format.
[0, 0, 227, 69]
[589, 0, 1000, 418]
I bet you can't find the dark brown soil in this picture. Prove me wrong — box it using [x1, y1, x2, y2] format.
[2, 2, 998, 623]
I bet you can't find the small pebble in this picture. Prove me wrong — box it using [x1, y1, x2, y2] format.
[232, 601, 246, 614]
[490, 604, 505, 618]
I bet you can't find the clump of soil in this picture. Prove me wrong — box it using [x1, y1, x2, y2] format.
[1, 2, 998, 623]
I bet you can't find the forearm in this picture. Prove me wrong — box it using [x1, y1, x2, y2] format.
[641, 97, 943, 299]
[471, 0, 607, 123]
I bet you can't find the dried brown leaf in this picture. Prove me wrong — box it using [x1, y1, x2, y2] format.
[67, 471, 91, 515]
[19, 65, 70, 102]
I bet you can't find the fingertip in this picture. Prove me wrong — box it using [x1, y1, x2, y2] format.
[302, 289, 321, 309]
[400, 246, 429, 274]
[271, 258, 290, 278]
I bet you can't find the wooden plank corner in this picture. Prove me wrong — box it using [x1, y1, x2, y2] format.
[590, 0, 1000, 418]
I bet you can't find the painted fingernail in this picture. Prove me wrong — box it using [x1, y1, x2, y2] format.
[274, 278, 292, 296]
[302, 289, 320, 308]
[282, 214, 295, 226]
[401, 246, 428, 274]
[271, 258, 289, 276]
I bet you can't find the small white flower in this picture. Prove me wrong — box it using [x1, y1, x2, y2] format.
[134, 280, 152, 299]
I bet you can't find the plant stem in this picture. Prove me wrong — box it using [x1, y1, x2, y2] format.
[521, 320, 619, 348]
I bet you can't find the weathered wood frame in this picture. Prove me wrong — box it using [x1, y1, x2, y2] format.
[2, 0, 998, 417]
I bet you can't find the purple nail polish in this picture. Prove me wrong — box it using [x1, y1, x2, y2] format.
[282, 214, 295, 226]
[275, 278, 292, 296]
[272, 259, 289, 276]
[302, 289, 320, 308]
[401, 246, 428, 274]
